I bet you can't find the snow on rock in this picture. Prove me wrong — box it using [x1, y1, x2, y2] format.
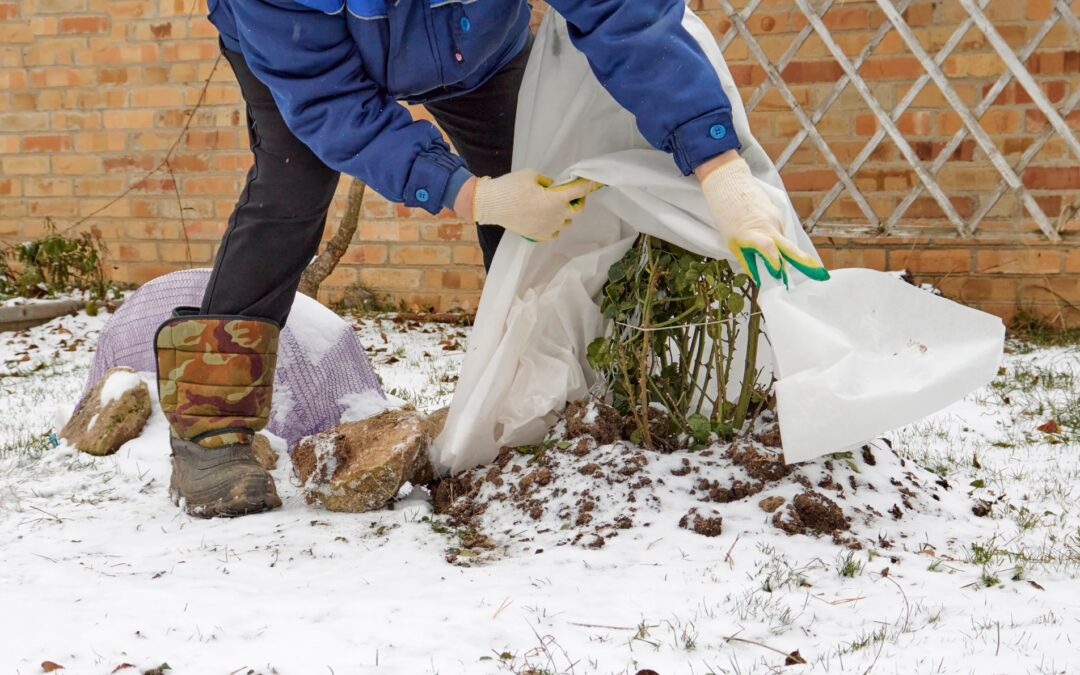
[338, 390, 396, 422]
[292, 408, 434, 512]
[98, 367, 143, 406]
[60, 366, 151, 456]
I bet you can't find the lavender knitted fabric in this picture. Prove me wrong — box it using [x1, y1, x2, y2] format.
[82, 269, 384, 446]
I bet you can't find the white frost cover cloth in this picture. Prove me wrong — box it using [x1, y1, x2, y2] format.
[434, 11, 1005, 472]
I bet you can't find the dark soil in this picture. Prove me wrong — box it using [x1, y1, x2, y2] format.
[729, 443, 792, 482]
[564, 399, 624, 445]
[861, 445, 877, 466]
[759, 496, 785, 513]
[773, 491, 850, 535]
[679, 508, 724, 537]
[696, 477, 765, 503]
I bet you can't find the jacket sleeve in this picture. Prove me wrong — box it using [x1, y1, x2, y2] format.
[545, 0, 742, 175]
[229, 0, 466, 214]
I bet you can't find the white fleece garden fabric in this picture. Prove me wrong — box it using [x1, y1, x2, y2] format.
[434, 10, 1004, 472]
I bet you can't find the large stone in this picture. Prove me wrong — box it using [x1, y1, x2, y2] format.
[424, 406, 449, 438]
[292, 409, 434, 512]
[61, 367, 151, 456]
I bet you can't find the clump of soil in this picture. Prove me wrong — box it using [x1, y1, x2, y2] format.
[679, 508, 723, 537]
[623, 406, 676, 451]
[773, 491, 850, 535]
[729, 443, 792, 482]
[696, 477, 765, 503]
[433, 435, 658, 553]
[759, 496, 785, 513]
[564, 399, 624, 445]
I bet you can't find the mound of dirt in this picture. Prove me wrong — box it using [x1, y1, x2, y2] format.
[679, 508, 723, 537]
[773, 491, 850, 535]
[564, 400, 624, 446]
[431, 400, 960, 559]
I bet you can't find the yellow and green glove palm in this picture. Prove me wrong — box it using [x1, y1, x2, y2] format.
[473, 169, 603, 243]
[701, 157, 830, 287]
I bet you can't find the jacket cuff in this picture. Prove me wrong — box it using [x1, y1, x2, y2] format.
[403, 146, 468, 215]
[441, 166, 474, 211]
[667, 110, 742, 176]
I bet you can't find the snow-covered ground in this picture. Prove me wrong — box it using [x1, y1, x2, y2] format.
[1, 311, 1077, 674]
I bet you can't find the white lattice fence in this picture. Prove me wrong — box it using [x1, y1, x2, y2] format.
[713, 0, 1080, 242]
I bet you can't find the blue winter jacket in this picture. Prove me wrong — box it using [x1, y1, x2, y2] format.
[209, 0, 742, 215]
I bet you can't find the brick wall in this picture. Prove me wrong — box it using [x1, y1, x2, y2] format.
[1, 0, 1078, 325]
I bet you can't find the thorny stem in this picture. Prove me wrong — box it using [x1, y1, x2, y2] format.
[733, 284, 762, 431]
[636, 238, 661, 449]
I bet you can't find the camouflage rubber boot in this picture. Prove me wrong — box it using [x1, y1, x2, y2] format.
[155, 308, 283, 518]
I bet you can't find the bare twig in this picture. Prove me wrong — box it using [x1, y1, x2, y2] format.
[59, 53, 224, 235]
[164, 159, 192, 268]
[298, 178, 366, 298]
[724, 634, 802, 661]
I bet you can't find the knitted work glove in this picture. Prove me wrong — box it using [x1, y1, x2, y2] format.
[701, 157, 829, 286]
[474, 169, 602, 242]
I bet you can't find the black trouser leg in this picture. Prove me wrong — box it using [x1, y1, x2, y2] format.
[200, 44, 341, 327]
[424, 37, 532, 271]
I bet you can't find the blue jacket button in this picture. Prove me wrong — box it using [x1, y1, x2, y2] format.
[460, 17, 471, 32]
[709, 124, 727, 140]
[415, 188, 430, 203]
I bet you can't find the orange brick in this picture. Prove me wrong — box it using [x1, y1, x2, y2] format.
[2, 156, 49, 174]
[975, 250, 1063, 275]
[21, 134, 72, 152]
[1022, 166, 1080, 191]
[451, 245, 485, 266]
[53, 155, 102, 174]
[59, 16, 108, 33]
[340, 244, 388, 265]
[889, 248, 972, 274]
[358, 220, 420, 242]
[23, 178, 73, 196]
[131, 86, 185, 107]
[0, 112, 50, 131]
[183, 176, 242, 195]
[935, 277, 1018, 304]
[103, 109, 156, 129]
[389, 245, 451, 266]
[359, 268, 421, 290]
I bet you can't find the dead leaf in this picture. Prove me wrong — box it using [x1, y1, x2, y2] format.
[142, 663, 171, 675]
[785, 650, 807, 665]
[41, 662, 64, 673]
[880, 567, 890, 577]
[1036, 419, 1060, 434]
[1028, 580, 1045, 591]
[111, 665, 136, 673]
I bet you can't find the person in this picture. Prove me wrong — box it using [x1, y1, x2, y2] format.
[155, 0, 830, 518]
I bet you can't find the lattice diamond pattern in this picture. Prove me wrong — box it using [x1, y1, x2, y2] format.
[715, 0, 1080, 241]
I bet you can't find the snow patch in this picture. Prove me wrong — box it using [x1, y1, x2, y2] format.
[284, 298, 350, 366]
[338, 390, 398, 422]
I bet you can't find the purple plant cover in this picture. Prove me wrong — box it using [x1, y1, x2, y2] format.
[81, 268, 384, 447]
